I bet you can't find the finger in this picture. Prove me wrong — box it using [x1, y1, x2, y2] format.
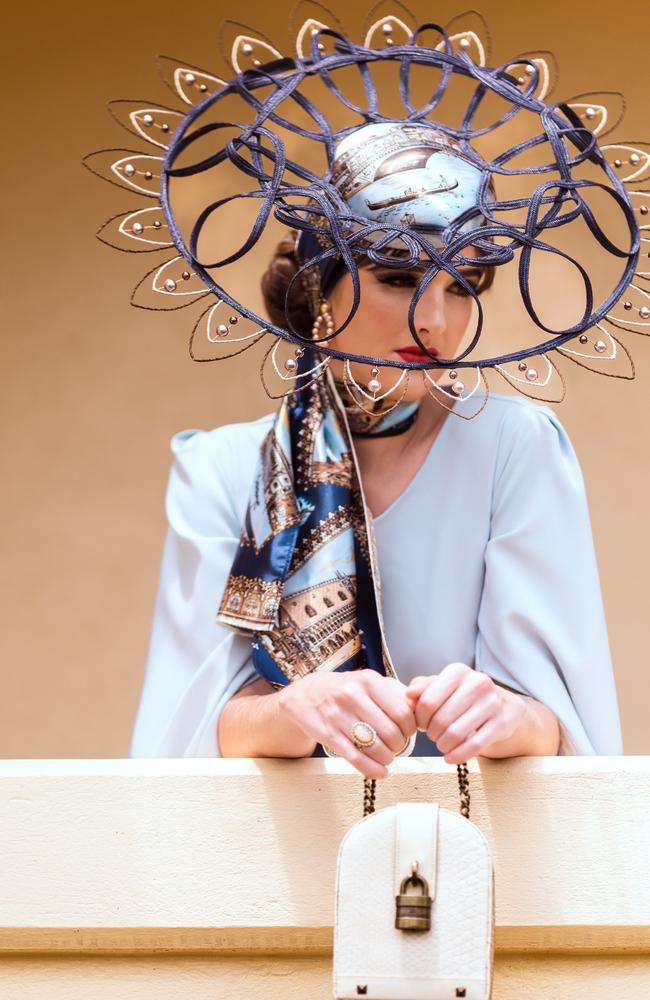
[323, 730, 389, 780]
[406, 675, 430, 691]
[413, 669, 464, 732]
[343, 717, 394, 766]
[413, 675, 455, 730]
[426, 674, 498, 742]
[405, 681, 428, 707]
[443, 718, 501, 765]
[339, 701, 403, 760]
[351, 678, 417, 747]
[435, 700, 494, 755]
[405, 691, 420, 713]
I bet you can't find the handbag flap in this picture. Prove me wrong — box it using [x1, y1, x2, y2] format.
[394, 803, 438, 899]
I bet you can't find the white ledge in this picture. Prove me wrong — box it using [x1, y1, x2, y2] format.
[0, 756, 648, 955]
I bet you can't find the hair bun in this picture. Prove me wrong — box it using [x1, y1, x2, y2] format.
[260, 230, 312, 336]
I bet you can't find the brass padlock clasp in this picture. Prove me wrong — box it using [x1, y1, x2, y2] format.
[395, 861, 432, 932]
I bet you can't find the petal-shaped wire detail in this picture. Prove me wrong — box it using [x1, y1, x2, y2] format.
[423, 365, 482, 401]
[563, 92, 625, 138]
[364, 15, 412, 49]
[157, 56, 227, 106]
[270, 340, 328, 381]
[260, 339, 331, 399]
[189, 303, 268, 361]
[422, 367, 489, 420]
[131, 257, 210, 311]
[566, 102, 608, 137]
[436, 30, 486, 67]
[601, 144, 650, 184]
[215, 19, 284, 75]
[107, 101, 185, 150]
[96, 206, 173, 252]
[493, 353, 566, 403]
[556, 327, 635, 379]
[296, 19, 328, 58]
[504, 53, 555, 101]
[205, 303, 267, 344]
[82, 149, 163, 198]
[343, 360, 408, 404]
[361, 0, 416, 40]
[495, 354, 553, 385]
[606, 283, 650, 332]
[557, 324, 616, 360]
[341, 362, 411, 416]
[232, 34, 284, 74]
[444, 10, 491, 64]
[296, 18, 342, 58]
[289, 0, 345, 40]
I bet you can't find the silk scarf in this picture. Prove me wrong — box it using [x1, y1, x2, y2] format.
[217, 351, 407, 688]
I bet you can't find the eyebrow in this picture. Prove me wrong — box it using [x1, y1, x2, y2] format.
[453, 266, 483, 279]
[369, 263, 484, 280]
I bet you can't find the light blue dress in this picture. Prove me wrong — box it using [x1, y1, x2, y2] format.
[129, 393, 623, 758]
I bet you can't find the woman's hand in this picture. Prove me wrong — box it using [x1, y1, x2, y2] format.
[278, 668, 417, 780]
[405, 662, 525, 764]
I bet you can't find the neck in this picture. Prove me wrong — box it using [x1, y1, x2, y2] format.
[335, 389, 417, 437]
[351, 394, 449, 473]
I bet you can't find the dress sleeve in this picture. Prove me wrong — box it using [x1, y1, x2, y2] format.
[128, 429, 259, 758]
[474, 404, 623, 755]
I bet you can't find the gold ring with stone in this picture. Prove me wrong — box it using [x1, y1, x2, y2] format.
[350, 721, 377, 749]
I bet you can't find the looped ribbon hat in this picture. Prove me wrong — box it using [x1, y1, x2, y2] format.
[83, 6, 650, 414]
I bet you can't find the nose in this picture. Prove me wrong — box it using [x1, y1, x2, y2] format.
[412, 279, 446, 341]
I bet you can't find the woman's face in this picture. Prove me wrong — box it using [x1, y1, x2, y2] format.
[326, 246, 485, 404]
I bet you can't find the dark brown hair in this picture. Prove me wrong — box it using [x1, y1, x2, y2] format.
[260, 230, 496, 335]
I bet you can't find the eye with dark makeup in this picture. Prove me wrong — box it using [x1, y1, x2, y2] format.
[447, 278, 480, 297]
[372, 269, 419, 288]
[372, 268, 482, 295]
[449, 267, 483, 296]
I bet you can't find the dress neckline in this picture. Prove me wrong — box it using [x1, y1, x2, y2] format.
[371, 407, 456, 526]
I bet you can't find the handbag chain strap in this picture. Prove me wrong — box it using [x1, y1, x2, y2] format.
[363, 763, 470, 819]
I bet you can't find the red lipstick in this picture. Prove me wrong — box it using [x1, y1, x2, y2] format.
[395, 345, 439, 364]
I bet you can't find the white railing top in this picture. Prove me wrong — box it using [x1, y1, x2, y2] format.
[1, 757, 647, 954]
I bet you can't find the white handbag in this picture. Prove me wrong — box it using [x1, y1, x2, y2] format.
[333, 768, 494, 1000]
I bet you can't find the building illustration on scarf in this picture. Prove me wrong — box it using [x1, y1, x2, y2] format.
[262, 574, 360, 679]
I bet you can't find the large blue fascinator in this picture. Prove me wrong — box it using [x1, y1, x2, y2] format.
[84, 3, 650, 415]
[85, 8, 650, 736]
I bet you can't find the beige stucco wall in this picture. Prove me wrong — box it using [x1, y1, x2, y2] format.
[1, 1, 649, 757]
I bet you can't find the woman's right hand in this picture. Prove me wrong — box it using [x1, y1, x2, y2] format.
[277, 668, 417, 779]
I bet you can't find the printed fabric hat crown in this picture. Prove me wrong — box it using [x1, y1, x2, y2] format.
[83, 2, 650, 418]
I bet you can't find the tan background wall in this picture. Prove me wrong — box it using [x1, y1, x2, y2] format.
[1, 0, 649, 757]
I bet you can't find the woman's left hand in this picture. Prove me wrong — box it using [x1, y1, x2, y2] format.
[405, 662, 524, 764]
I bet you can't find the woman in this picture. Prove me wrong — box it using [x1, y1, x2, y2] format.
[128, 222, 623, 775]
[88, 20, 640, 774]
